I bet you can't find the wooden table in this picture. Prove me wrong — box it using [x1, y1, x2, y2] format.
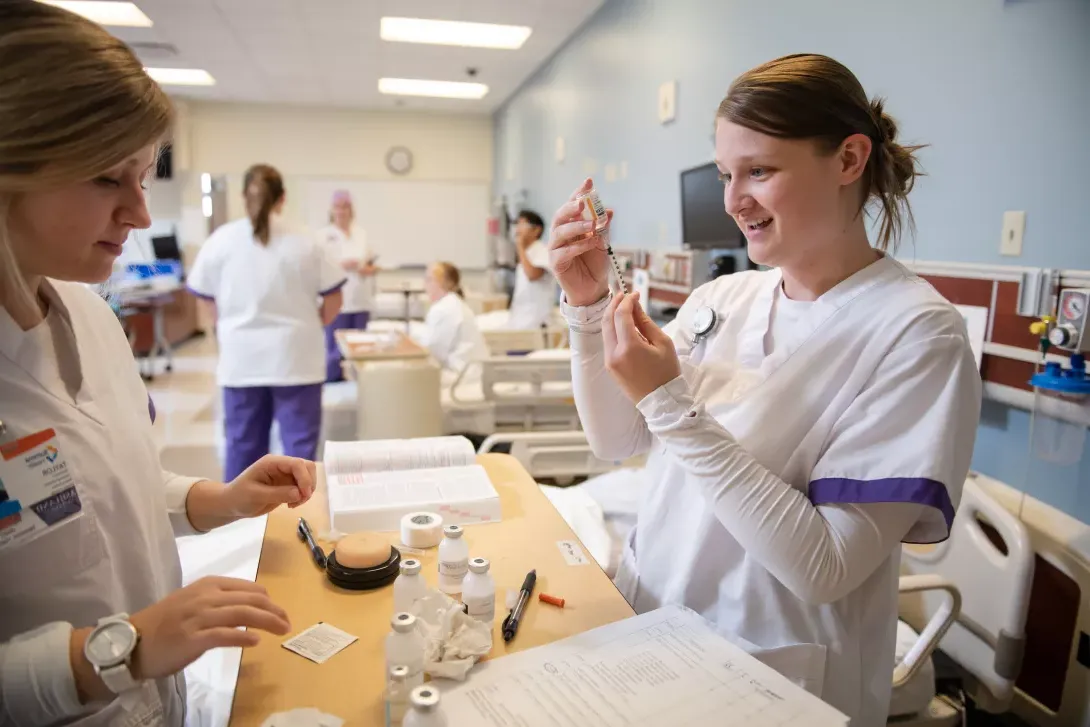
[333, 330, 441, 440]
[334, 329, 429, 363]
[228, 454, 635, 726]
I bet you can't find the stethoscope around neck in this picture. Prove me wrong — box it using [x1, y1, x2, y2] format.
[688, 305, 719, 348]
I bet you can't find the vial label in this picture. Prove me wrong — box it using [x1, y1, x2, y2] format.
[585, 192, 607, 227]
[439, 559, 468, 578]
[466, 597, 495, 623]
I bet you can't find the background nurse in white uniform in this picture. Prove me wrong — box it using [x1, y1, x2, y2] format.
[0, 4, 310, 724]
[549, 53, 982, 726]
[506, 209, 556, 330]
[421, 261, 489, 376]
[317, 189, 376, 382]
[187, 164, 346, 481]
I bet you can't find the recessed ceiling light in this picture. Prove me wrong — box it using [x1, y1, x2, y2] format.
[37, 1, 153, 27]
[380, 17, 531, 50]
[145, 68, 216, 86]
[378, 78, 489, 100]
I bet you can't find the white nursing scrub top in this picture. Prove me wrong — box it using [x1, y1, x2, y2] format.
[187, 218, 346, 388]
[316, 224, 373, 314]
[508, 240, 556, 330]
[0, 280, 203, 726]
[564, 255, 982, 726]
[422, 292, 489, 374]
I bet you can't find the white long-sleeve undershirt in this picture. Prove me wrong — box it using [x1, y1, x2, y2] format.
[564, 295, 922, 605]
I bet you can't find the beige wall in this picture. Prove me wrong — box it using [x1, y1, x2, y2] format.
[178, 102, 493, 224]
[153, 100, 494, 253]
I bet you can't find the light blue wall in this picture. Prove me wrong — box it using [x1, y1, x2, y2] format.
[493, 0, 1090, 519]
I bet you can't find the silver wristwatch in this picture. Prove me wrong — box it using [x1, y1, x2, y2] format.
[83, 613, 141, 696]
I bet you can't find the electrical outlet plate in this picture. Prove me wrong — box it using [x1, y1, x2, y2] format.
[555, 136, 565, 163]
[1000, 210, 1026, 256]
[658, 81, 677, 124]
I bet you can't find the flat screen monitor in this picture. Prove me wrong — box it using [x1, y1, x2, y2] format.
[680, 162, 744, 249]
[151, 234, 181, 262]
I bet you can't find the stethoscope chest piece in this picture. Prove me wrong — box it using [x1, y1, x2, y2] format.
[692, 306, 718, 343]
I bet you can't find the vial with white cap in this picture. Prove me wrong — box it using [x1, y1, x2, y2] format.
[385, 664, 412, 725]
[461, 557, 496, 625]
[576, 187, 627, 294]
[437, 525, 469, 594]
[393, 558, 428, 615]
[385, 613, 424, 691]
[403, 685, 449, 727]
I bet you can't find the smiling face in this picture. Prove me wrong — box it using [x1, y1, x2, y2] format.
[715, 119, 865, 270]
[7, 145, 156, 285]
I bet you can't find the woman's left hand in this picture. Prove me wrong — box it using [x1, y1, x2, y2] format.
[222, 455, 316, 519]
[602, 291, 682, 403]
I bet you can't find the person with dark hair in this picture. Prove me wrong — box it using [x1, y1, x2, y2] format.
[548, 54, 981, 725]
[506, 209, 556, 329]
[187, 163, 346, 480]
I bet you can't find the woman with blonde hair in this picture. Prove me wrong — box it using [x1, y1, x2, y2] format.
[549, 54, 981, 724]
[421, 261, 488, 375]
[0, 3, 315, 724]
[317, 189, 376, 382]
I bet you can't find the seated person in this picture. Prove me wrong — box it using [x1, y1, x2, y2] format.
[421, 262, 489, 376]
[506, 210, 557, 330]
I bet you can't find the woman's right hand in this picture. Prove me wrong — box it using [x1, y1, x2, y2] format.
[128, 576, 291, 680]
[548, 178, 612, 307]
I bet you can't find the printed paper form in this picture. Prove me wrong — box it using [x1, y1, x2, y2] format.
[324, 437, 476, 476]
[440, 605, 849, 727]
[328, 465, 496, 509]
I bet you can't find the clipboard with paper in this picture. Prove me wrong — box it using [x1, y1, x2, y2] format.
[438, 604, 849, 726]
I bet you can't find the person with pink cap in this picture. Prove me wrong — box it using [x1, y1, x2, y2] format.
[317, 189, 377, 382]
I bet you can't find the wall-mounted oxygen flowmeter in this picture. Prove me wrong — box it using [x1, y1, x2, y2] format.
[1048, 289, 1090, 352]
[1027, 288, 1090, 466]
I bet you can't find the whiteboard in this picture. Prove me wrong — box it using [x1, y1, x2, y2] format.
[303, 178, 489, 269]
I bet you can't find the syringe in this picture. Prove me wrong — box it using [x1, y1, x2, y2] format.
[579, 188, 628, 294]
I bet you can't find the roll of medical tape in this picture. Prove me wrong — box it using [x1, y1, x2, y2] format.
[400, 512, 444, 548]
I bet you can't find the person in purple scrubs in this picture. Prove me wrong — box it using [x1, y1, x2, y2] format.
[187, 164, 345, 479]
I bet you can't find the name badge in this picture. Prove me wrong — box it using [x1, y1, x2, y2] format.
[0, 429, 84, 553]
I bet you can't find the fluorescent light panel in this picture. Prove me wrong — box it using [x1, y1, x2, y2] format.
[38, 1, 152, 27]
[145, 68, 216, 86]
[380, 17, 531, 49]
[379, 78, 488, 100]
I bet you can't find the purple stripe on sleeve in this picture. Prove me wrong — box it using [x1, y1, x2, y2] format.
[320, 278, 348, 296]
[148, 394, 156, 424]
[186, 285, 214, 301]
[808, 476, 956, 531]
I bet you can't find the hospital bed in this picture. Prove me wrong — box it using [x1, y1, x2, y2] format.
[497, 431, 1034, 725]
[443, 350, 579, 435]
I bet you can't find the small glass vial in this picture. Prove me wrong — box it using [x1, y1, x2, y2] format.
[393, 558, 428, 615]
[576, 187, 627, 293]
[403, 685, 449, 727]
[385, 664, 411, 726]
[437, 525, 469, 594]
[461, 557, 496, 625]
[384, 613, 424, 691]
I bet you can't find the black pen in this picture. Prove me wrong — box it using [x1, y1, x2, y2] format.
[502, 569, 536, 642]
[297, 517, 327, 569]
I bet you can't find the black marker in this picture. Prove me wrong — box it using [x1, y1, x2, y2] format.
[297, 517, 327, 569]
[502, 569, 536, 642]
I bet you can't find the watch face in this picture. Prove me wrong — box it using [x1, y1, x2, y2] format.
[87, 621, 136, 666]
